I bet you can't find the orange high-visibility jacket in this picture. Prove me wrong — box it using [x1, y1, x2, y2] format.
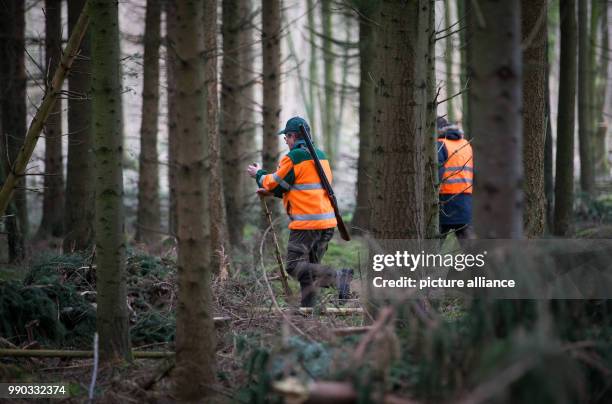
[439, 138, 473, 194]
[255, 140, 337, 230]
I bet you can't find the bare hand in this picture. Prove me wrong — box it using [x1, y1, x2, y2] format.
[247, 163, 260, 178]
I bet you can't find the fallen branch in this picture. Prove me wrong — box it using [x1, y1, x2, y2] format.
[0, 1, 90, 217]
[0, 349, 173, 359]
[332, 326, 372, 336]
[253, 307, 364, 316]
[273, 377, 420, 404]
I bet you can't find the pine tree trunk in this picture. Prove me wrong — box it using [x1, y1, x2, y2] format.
[578, 0, 595, 193]
[593, 0, 609, 175]
[370, 0, 424, 239]
[239, 0, 257, 216]
[554, 0, 577, 236]
[521, 0, 547, 237]
[38, 0, 65, 239]
[221, 0, 246, 248]
[321, 0, 336, 164]
[206, 0, 230, 273]
[458, 0, 470, 136]
[420, 0, 438, 239]
[1, 0, 28, 245]
[135, 0, 161, 251]
[64, 0, 94, 252]
[171, 0, 216, 399]
[261, 0, 280, 171]
[472, 0, 523, 238]
[444, 0, 455, 122]
[307, 0, 319, 141]
[166, 1, 178, 237]
[0, 0, 26, 261]
[544, 71, 554, 232]
[91, 0, 131, 362]
[352, 1, 376, 233]
[261, 0, 282, 223]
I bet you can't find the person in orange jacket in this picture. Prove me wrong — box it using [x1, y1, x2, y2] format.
[437, 117, 474, 239]
[247, 117, 352, 307]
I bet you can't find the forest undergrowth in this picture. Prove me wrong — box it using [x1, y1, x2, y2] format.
[1, 197, 612, 402]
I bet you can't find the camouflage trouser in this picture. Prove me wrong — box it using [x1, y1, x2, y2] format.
[286, 228, 336, 307]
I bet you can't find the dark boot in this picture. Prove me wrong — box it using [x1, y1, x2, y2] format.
[336, 268, 353, 300]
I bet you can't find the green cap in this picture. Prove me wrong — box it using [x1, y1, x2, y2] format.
[278, 116, 311, 136]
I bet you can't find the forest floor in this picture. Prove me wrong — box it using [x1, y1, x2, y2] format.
[1, 191, 612, 402]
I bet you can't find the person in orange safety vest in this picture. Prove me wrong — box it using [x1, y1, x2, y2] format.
[247, 117, 352, 307]
[437, 117, 474, 239]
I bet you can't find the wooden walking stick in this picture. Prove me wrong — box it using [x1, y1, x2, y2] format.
[259, 192, 293, 298]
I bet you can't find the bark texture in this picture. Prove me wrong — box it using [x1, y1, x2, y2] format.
[135, 0, 161, 250]
[420, 0, 438, 238]
[64, 0, 94, 252]
[262, 0, 281, 172]
[166, 1, 178, 236]
[521, 0, 547, 237]
[458, 0, 470, 136]
[369, 0, 424, 239]
[171, 0, 216, 399]
[321, 0, 336, 164]
[0, 0, 27, 259]
[577, 0, 595, 194]
[221, 0, 246, 248]
[351, 0, 377, 233]
[39, 0, 65, 239]
[90, 0, 131, 361]
[206, 0, 230, 272]
[471, 0, 523, 238]
[553, 0, 577, 236]
[444, 0, 455, 122]
[593, 0, 609, 174]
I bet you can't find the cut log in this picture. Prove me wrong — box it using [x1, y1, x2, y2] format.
[0, 349, 172, 359]
[273, 377, 420, 404]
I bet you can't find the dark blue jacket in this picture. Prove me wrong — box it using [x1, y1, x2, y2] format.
[437, 129, 472, 225]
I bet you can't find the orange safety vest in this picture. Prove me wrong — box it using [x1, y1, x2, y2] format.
[260, 146, 337, 230]
[440, 138, 473, 194]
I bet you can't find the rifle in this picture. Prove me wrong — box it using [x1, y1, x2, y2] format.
[299, 124, 351, 241]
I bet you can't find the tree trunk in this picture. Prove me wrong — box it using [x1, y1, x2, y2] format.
[0, 0, 26, 261]
[221, 0, 247, 248]
[38, 0, 65, 239]
[171, 0, 216, 399]
[472, 0, 523, 239]
[578, 0, 595, 193]
[458, 0, 471, 136]
[166, 1, 178, 237]
[239, 0, 258, 220]
[521, 0, 547, 237]
[593, 0, 609, 175]
[0, 0, 28, 258]
[307, 0, 319, 141]
[553, 0, 577, 236]
[369, 0, 424, 240]
[444, 0, 455, 122]
[64, 0, 94, 252]
[261, 0, 282, 223]
[321, 0, 336, 164]
[261, 0, 280, 172]
[91, 0, 131, 362]
[352, 1, 377, 233]
[135, 0, 161, 251]
[206, 0, 230, 273]
[544, 68, 554, 232]
[420, 0, 438, 239]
